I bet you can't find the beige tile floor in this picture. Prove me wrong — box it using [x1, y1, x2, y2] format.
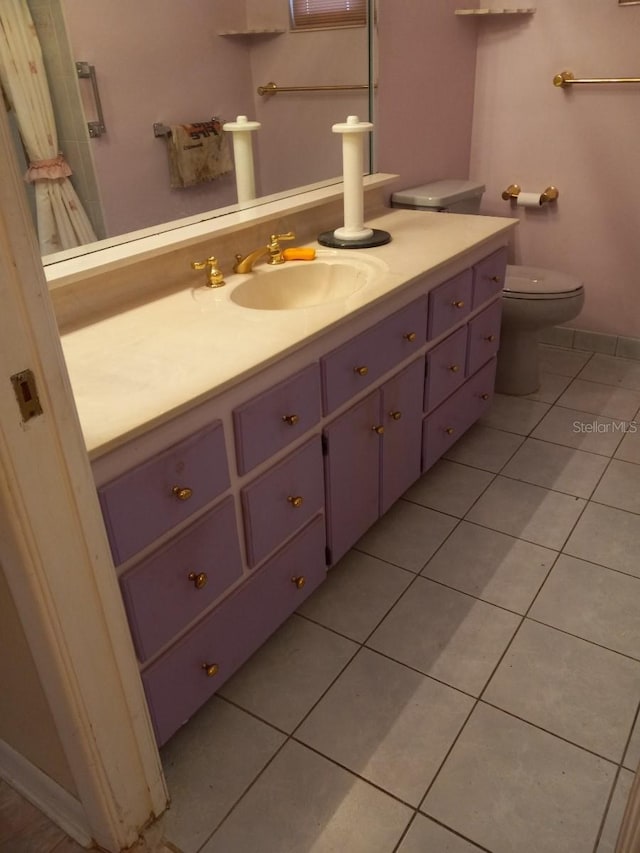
[3, 345, 640, 853]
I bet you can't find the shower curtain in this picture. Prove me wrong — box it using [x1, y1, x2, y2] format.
[0, 0, 97, 254]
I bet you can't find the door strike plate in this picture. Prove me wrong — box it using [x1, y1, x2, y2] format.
[10, 369, 43, 422]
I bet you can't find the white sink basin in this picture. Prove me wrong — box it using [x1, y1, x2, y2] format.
[229, 254, 386, 310]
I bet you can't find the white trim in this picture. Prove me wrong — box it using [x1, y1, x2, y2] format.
[0, 739, 91, 847]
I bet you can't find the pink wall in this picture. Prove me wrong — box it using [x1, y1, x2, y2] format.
[62, 0, 254, 236]
[376, 0, 479, 200]
[470, 0, 640, 338]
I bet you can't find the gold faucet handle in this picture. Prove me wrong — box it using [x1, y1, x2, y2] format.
[191, 256, 225, 288]
[270, 232, 296, 246]
[267, 232, 295, 264]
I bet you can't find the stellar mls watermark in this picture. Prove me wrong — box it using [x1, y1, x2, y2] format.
[573, 420, 638, 434]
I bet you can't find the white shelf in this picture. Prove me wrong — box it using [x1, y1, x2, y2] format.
[218, 28, 286, 36]
[455, 8, 536, 15]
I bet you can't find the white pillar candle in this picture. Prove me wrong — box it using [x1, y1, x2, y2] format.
[222, 115, 261, 203]
[332, 115, 374, 242]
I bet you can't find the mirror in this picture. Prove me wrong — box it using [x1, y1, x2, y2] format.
[23, 0, 373, 265]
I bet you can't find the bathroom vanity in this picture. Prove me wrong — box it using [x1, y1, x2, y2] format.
[58, 205, 514, 746]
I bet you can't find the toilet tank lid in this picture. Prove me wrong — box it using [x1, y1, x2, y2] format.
[392, 179, 486, 208]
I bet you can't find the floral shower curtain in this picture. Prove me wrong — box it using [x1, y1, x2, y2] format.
[0, 0, 97, 254]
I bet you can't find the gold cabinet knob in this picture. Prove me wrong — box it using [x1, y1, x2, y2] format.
[202, 663, 219, 678]
[389, 411, 402, 421]
[291, 575, 306, 589]
[403, 332, 417, 342]
[449, 364, 460, 373]
[452, 300, 465, 309]
[485, 334, 496, 342]
[188, 571, 208, 590]
[481, 393, 490, 400]
[282, 414, 300, 426]
[372, 425, 385, 435]
[490, 275, 502, 284]
[172, 486, 193, 501]
[354, 365, 369, 376]
[287, 495, 304, 508]
[445, 427, 455, 435]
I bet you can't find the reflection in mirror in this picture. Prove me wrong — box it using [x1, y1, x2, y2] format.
[9, 0, 373, 262]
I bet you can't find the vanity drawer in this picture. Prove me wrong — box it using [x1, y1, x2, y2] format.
[428, 270, 473, 340]
[472, 247, 508, 308]
[424, 326, 467, 413]
[119, 497, 242, 663]
[142, 515, 326, 746]
[466, 300, 501, 375]
[98, 421, 230, 565]
[234, 364, 322, 475]
[241, 437, 324, 567]
[464, 357, 497, 420]
[321, 296, 426, 414]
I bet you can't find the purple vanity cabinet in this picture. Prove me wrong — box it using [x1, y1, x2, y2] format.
[427, 270, 473, 340]
[380, 359, 424, 514]
[142, 515, 326, 746]
[472, 247, 508, 308]
[467, 300, 502, 375]
[424, 326, 468, 413]
[324, 391, 381, 565]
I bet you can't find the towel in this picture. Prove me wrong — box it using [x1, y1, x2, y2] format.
[167, 120, 233, 188]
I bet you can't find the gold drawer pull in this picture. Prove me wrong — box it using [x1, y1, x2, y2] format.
[291, 575, 306, 589]
[445, 427, 455, 435]
[354, 365, 369, 376]
[452, 300, 465, 309]
[372, 425, 385, 435]
[449, 364, 460, 373]
[288, 495, 304, 508]
[172, 486, 193, 501]
[490, 275, 502, 284]
[188, 572, 208, 590]
[202, 663, 219, 678]
[481, 393, 490, 400]
[403, 332, 417, 342]
[485, 334, 496, 342]
[389, 411, 402, 421]
[282, 414, 300, 426]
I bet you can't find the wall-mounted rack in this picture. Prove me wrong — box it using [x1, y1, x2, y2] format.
[257, 81, 369, 97]
[454, 8, 536, 15]
[553, 70, 640, 87]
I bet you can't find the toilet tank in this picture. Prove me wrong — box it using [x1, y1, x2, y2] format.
[391, 179, 486, 214]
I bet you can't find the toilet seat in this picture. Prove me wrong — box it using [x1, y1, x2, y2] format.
[504, 265, 584, 301]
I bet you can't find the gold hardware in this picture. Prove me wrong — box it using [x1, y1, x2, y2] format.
[288, 495, 304, 508]
[10, 369, 43, 422]
[485, 334, 496, 342]
[553, 70, 640, 88]
[452, 300, 465, 309]
[501, 184, 521, 201]
[540, 186, 559, 204]
[233, 232, 296, 273]
[445, 427, 455, 435]
[481, 393, 490, 400]
[282, 414, 300, 426]
[354, 365, 369, 376]
[258, 81, 370, 97]
[191, 256, 225, 288]
[403, 332, 417, 342]
[490, 275, 502, 283]
[202, 663, 219, 678]
[188, 572, 208, 590]
[172, 486, 193, 501]
[389, 411, 402, 421]
[449, 365, 460, 373]
[372, 425, 385, 435]
[291, 575, 306, 589]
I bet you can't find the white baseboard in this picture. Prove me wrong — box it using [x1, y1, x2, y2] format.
[0, 738, 92, 847]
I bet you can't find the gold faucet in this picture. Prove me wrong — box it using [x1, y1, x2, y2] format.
[191, 255, 225, 288]
[233, 232, 295, 274]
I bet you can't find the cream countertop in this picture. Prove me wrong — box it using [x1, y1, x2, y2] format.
[60, 208, 516, 457]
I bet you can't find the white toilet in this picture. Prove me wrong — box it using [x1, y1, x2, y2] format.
[391, 180, 585, 395]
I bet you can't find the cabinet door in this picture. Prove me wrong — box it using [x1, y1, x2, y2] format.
[324, 392, 381, 565]
[380, 359, 424, 514]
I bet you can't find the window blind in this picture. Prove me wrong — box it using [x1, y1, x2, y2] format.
[290, 0, 367, 30]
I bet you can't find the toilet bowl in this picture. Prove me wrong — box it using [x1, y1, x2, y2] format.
[498, 265, 584, 394]
[390, 180, 585, 395]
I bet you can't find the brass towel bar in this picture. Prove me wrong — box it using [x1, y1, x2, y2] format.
[554, 70, 640, 88]
[257, 81, 369, 97]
